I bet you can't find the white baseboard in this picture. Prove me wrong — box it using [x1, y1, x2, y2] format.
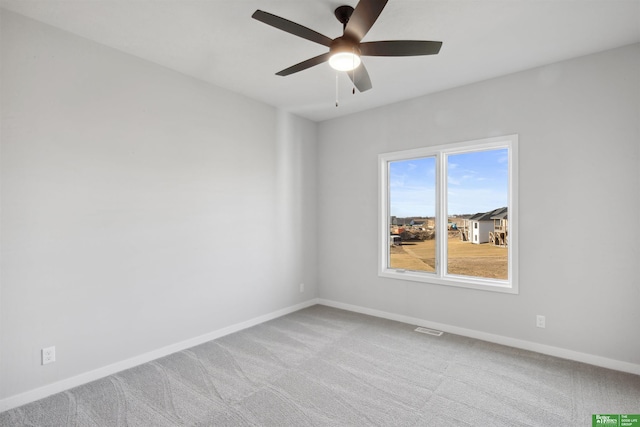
[317, 298, 640, 376]
[0, 298, 320, 413]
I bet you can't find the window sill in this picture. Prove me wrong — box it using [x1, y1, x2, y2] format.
[379, 268, 518, 294]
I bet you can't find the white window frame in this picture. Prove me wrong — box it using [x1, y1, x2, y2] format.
[378, 134, 518, 294]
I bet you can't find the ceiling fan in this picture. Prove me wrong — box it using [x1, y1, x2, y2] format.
[251, 0, 442, 92]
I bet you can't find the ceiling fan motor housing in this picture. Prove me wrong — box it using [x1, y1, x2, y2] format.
[330, 37, 361, 57]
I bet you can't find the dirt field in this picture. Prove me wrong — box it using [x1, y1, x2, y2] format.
[390, 236, 508, 279]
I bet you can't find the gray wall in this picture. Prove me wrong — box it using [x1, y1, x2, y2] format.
[0, 10, 317, 400]
[317, 43, 640, 365]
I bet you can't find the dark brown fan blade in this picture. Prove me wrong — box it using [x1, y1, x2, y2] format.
[276, 52, 332, 76]
[252, 10, 333, 47]
[347, 62, 372, 92]
[344, 0, 389, 42]
[360, 40, 442, 56]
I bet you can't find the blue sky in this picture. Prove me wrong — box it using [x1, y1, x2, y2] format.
[389, 148, 508, 217]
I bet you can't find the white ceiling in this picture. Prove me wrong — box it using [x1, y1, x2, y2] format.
[2, 0, 639, 122]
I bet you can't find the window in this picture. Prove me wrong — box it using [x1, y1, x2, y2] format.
[379, 135, 518, 293]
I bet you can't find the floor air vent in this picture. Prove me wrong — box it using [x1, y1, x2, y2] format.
[414, 327, 443, 336]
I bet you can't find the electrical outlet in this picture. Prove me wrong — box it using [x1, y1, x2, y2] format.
[299, 283, 305, 293]
[536, 315, 546, 328]
[42, 346, 56, 365]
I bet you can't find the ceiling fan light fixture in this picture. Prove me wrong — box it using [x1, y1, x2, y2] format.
[329, 51, 361, 71]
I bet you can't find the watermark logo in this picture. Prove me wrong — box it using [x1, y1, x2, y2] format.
[593, 415, 640, 427]
[594, 415, 619, 426]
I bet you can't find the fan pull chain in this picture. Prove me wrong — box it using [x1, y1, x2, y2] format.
[335, 73, 339, 107]
[352, 48, 356, 94]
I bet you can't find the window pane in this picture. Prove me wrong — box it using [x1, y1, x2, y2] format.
[447, 149, 508, 280]
[388, 157, 436, 273]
